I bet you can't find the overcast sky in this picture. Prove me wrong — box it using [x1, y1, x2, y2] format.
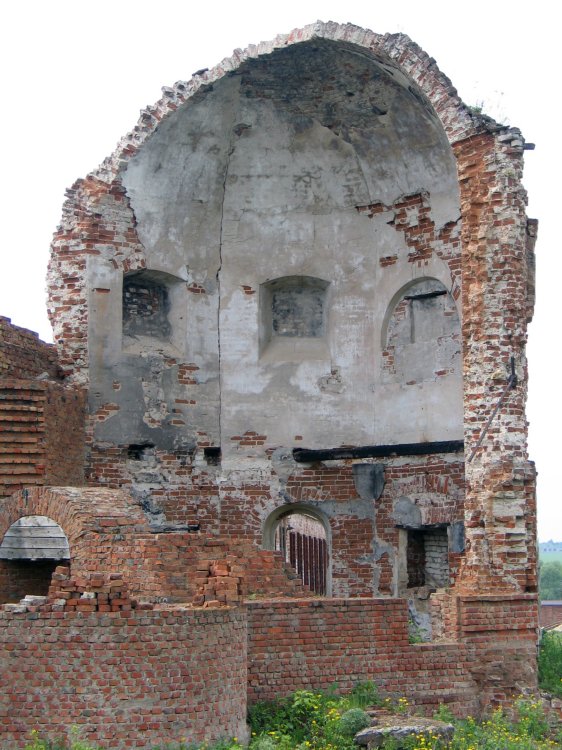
[0, 1, 558, 540]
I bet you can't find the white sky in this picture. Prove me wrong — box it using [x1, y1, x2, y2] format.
[0, 1, 558, 541]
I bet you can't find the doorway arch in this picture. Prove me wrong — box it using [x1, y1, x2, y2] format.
[263, 504, 331, 596]
[0, 515, 70, 604]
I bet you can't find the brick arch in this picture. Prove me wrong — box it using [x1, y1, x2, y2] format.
[0, 486, 150, 554]
[94, 22, 481, 184]
[263, 502, 332, 596]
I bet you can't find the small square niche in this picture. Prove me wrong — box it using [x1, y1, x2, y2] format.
[259, 276, 330, 362]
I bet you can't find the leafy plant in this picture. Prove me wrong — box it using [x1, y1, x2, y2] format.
[347, 680, 380, 709]
[538, 630, 562, 697]
[337, 708, 370, 737]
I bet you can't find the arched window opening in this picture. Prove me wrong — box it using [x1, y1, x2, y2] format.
[0, 516, 70, 604]
[265, 507, 330, 595]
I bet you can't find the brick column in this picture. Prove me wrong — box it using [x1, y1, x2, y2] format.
[455, 129, 537, 594]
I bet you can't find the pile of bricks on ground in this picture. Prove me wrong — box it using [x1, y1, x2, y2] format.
[192, 548, 312, 607]
[193, 558, 243, 607]
[47, 567, 153, 612]
[0, 567, 153, 614]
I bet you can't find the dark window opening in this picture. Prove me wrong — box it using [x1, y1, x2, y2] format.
[0, 516, 71, 605]
[127, 442, 155, 460]
[407, 527, 449, 589]
[203, 446, 221, 466]
[0, 559, 65, 605]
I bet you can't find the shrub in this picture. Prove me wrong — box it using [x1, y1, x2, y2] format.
[337, 708, 371, 738]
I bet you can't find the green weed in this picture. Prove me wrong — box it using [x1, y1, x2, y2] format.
[538, 630, 562, 698]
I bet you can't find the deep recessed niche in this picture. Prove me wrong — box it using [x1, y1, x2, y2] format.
[259, 275, 330, 361]
[123, 271, 171, 340]
[121, 269, 186, 354]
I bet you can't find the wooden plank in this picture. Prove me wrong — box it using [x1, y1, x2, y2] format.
[293, 440, 464, 463]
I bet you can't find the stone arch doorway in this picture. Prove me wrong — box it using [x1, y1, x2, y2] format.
[263, 504, 331, 596]
[0, 515, 70, 604]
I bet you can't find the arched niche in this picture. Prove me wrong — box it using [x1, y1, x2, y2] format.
[263, 504, 331, 595]
[374, 277, 463, 444]
[381, 278, 461, 386]
[0, 515, 70, 604]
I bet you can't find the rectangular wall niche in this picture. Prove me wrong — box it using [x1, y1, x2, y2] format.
[406, 527, 449, 588]
[259, 276, 330, 361]
[123, 272, 171, 340]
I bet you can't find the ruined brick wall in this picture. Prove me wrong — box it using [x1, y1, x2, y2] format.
[79, 454, 464, 599]
[0, 317, 60, 380]
[0, 604, 247, 750]
[0, 381, 85, 499]
[247, 598, 478, 712]
[455, 130, 537, 594]
[457, 595, 539, 705]
[0, 319, 86, 499]
[248, 594, 538, 713]
[539, 602, 562, 629]
[0, 486, 311, 606]
[16, 21, 537, 738]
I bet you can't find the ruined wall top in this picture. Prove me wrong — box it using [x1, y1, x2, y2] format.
[90, 20, 522, 185]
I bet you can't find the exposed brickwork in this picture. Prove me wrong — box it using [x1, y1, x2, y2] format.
[0, 487, 311, 606]
[0, 317, 60, 380]
[0, 380, 85, 499]
[455, 129, 537, 595]
[248, 599, 466, 709]
[0, 604, 247, 749]
[48, 177, 146, 380]
[247, 594, 538, 713]
[539, 602, 562, 629]
[356, 192, 462, 296]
